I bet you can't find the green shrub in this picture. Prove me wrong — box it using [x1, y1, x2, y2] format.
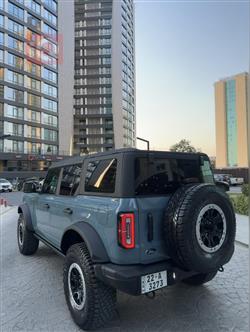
[241, 184, 249, 197]
[230, 194, 248, 216]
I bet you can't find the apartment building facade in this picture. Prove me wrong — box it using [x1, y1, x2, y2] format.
[0, 0, 59, 174]
[215, 72, 249, 168]
[73, 0, 136, 155]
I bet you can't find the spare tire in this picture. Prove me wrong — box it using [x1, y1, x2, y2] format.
[164, 184, 236, 273]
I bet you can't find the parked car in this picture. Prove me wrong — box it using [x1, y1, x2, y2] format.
[0, 178, 13, 192]
[17, 149, 236, 330]
[229, 176, 244, 186]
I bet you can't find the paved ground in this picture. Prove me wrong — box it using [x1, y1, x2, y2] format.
[0, 208, 249, 332]
[228, 186, 242, 194]
[0, 191, 24, 207]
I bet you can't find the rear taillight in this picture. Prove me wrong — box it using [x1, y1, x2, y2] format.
[118, 213, 135, 249]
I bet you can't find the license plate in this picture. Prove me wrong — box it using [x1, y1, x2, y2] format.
[141, 270, 167, 294]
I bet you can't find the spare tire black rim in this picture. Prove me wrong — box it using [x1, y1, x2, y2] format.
[196, 204, 227, 253]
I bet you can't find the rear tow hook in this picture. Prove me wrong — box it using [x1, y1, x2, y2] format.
[218, 266, 224, 272]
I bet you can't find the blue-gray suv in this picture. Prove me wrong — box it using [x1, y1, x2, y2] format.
[17, 149, 236, 330]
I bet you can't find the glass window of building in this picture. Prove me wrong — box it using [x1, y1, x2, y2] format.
[25, 60, 41, 76]
[8, 53, 23, 70]
[42, 67, 57, 83]
[42, 97, 57, 112]
[42, 38, 57, 55]
[7, 70, 24, 86]
[27, 13, 41, 31]
[41, 52, 57, 69]
[0, 32, 4, 45]
[42, 113, 57, 127]
[26, 0, 41, 15]
[27, 93, 41, 107]
[27, 109, 40, 122]
[0, 15, 4, 27]
[44, 128, 57, 141]
[43, 144, 57, 154]
[43, 0, 57, 12]
[5, 121, 23, 136]
[43, 23, 57, 40]
[8, 2, 24, 20]
[42, 82, 57, 97]
[6, 105, 24, 119]
[8, 19, 24, 36]
[12, 140, 24, 153]
[8, 36, 24, 53]
[26, 77, 41, 92]
[0, 1, 3, 9]
[0, 50, 4, 62]
[0, 67, 4, 79]
[43, 8, 57, 26]
[5, 87, 24, 103]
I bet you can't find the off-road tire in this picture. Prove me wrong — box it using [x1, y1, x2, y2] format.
[164, 184, 236, 273]
[182, 271, 217, 286]
[17, 213, 39, 255]
[63, 243, 116, 330]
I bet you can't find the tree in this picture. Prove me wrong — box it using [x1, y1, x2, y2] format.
[170, 139, 197, 153]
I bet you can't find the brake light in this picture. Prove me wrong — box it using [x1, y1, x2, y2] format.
[118, 213, 135, 249]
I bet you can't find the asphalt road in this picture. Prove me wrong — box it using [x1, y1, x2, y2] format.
[0, 207, 249, 332]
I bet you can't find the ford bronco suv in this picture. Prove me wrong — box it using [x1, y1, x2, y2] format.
[17, 149, 236, 330]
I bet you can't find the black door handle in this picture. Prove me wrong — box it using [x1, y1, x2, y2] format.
[63, 208, 73, 215]
[43, 203, 50, 209]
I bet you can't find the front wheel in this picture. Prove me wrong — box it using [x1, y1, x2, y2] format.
[17, 213, 39, 255]
[182, 271, 217, 286]
[63, 243, 116, 330]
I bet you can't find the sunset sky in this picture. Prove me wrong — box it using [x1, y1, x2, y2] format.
[134, 0, 249, 156]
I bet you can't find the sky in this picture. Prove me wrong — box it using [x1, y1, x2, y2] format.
[134, 0, 249, 156]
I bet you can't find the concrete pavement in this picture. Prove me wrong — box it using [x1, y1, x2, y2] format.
[0, 208, 249, 332]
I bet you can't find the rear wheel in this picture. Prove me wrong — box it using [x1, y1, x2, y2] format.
[17, 213, 39, 255]
[63, 243, 116, 330]
[182, 271, 217, 286]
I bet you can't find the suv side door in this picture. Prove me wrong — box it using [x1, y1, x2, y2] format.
[34, 167, 61, 242]
[46, 163, 83, 248]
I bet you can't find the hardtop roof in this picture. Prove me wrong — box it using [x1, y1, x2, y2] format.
[50, 148, 208, 168]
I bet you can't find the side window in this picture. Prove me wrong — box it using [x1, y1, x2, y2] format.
[85, 158, 117, 193]
[42, 168, 60, 194]
[201, 159, 214, 183]
[59, 164, 82, 196]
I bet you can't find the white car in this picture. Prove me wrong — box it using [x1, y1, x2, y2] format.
[229, 177, 244, 186]
[0, 178, 13, 192]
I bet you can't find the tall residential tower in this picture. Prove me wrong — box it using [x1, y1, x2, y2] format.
[215, 72, 248, 168]
[0, 0, 59, 172]
[73, 0, 136, 155]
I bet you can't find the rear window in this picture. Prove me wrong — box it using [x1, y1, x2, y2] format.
[135, 157, 213, 196]
[85, 158, 117, 193]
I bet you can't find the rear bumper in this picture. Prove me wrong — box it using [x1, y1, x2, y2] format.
[94, 260, 197, 295]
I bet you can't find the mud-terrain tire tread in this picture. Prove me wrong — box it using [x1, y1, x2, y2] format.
[63, 242, 116, 331]
[17, 213, 39, 255]
[164, 184, 236, 273]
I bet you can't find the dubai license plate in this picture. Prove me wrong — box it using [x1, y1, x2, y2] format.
[141, 270, 167, 294]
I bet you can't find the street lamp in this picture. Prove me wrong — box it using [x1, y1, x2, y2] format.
[137, 137, 150, 151]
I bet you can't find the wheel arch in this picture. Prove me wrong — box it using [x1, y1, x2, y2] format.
[18, 204, 34, 232]
[61, 222, 110, 263]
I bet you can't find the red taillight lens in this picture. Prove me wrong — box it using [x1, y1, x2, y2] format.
[118, 213, 135, 249]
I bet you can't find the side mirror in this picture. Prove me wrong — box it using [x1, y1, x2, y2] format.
[23, 182, 38, 193]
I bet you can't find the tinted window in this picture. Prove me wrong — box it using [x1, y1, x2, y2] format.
[42, 167, 60, 194]
[135, 157, 204, 196]
[59, 164, 82, 196]
[85, 159, 117, 193]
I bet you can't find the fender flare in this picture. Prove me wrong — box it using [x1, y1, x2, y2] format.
[18, 204, 34, 232]
[61, 222, 110, 263]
